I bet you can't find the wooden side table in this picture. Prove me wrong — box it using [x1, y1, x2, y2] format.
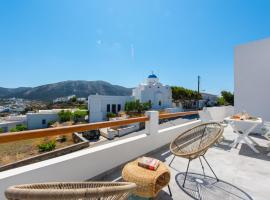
[122, 158, 171, 198]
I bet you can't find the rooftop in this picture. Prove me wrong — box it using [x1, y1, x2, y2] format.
[0, 108, 269, 200]
[148, 74, 158, 78]
[93, 125, 270, 200]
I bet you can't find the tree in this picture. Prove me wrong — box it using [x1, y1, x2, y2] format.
[217, 96, 225, 106]
[221, 91, 234, 105]
[171, 86, 202, 102]
[70, 96, 77, 102]
[0, 127, 3, 133]
[125, 100, 151, 114]
[58, 110, 73, 122]
[72, 110, 88, 122]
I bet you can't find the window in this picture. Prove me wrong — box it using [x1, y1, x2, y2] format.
[42, 119, 46, 125]
[112, 104, 116, 113]
[159, 100, 162, 106]
[117, 104, 121, 112]
[148, 100, 151, 104]
[107, 104, 110, 112]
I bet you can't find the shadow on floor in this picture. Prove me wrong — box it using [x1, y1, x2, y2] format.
[239, 144, 270, 161]
[175, 172, 253, 200]
[213, 138, 234, 151]
[128, 191, 173, 200]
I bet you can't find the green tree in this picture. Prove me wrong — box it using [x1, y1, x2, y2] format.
[70, 96, 77, 102]
[58, 110, 73, 122]
[0, 127, 3, 133]
[221, 91, 234, 105]
[72, 110, 88, 122]
[217, 96, 225, 106]
[125, 100, 151, 114]
[171, 86, 202, 102]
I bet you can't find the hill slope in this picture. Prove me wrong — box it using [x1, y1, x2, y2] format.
[0, 81, 132, 101]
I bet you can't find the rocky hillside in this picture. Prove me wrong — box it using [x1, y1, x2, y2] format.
[0, 81, 132, 102]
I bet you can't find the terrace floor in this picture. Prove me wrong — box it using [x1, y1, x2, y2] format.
[92, 124, 270, 200]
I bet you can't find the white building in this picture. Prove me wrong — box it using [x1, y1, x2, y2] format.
[0, 115, 27, 133]
[88, 74, 172, 122]
[53, 95, 76, 103]
[88, 95, 133, 122]
[26, 110, 59, 130]
[235, 38, 270, 121]
[199, 93, 219, 108]
[132, 74, 172, 109]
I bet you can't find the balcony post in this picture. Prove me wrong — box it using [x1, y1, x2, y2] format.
[145, 111, 159, 135]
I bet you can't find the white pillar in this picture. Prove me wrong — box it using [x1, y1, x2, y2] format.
[145, 111, 159, 135]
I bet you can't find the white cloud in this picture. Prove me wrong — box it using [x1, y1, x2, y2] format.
[96, 40, 102, 45]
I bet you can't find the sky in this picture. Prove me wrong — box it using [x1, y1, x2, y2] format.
[1, 0, 270, 94]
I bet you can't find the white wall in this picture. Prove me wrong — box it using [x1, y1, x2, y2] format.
[27, 113, 59, 129]
[0, 121, 26, 133]
[235, 38, 270, 121]
[88, 95, 134, 122]
[0, 112, 200, 199]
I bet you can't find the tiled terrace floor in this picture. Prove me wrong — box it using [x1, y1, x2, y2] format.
[92, 125, 270, 200]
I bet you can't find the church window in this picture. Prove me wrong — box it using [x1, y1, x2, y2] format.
[159, 100, 162, 106]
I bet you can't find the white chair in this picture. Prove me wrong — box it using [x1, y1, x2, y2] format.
[261, 121, 270, 156]
[198, 109, 213, 123]
[199, 107, 231, 127]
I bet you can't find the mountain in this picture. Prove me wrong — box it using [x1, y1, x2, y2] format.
[0, 81, 132, 102]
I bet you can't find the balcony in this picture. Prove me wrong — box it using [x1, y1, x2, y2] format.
[0, 109, 269, 200]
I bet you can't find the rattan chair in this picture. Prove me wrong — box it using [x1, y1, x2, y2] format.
[5, 182, 137, 200]
[169, 122, 224, 187]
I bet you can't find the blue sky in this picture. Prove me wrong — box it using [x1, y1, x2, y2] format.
[1, 0, 270, 94]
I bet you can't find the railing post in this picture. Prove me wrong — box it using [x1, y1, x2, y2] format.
[145, 111, 159, 135]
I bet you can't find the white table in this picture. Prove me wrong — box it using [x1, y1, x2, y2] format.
[225, 117, 262, 153]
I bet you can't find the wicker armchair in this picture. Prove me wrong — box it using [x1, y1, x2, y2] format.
[5, 182, 137, 200]
[169, 122, 224, 187]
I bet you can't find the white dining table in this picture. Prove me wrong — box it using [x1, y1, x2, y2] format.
[224, 117, 262, 153]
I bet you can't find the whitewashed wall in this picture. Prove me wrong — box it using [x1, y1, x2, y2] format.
[235, 38, 270, 121]
[0, 112, 200, 199]
[27, 113, 59, 129]
[88, 95, 134, 122]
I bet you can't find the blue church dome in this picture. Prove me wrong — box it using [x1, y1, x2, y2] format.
[148, 74, 157, 78]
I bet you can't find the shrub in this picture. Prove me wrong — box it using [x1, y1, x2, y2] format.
[47, 120, 57, 127]
[70, 96, 77, 102]
[107, 112, 116, 119]
[78, 104, 88, 110]
[38, 140, 56, 152]
[58, 110, 73, 122]
[125, 100, 151, 114]
[72, 110, 88, 122]
[56, 135, 67, 143]
[10, 124, 27, 132]
[0, 128, 3, 133]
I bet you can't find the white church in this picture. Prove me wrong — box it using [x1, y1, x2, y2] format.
[88, 74, 173, 122]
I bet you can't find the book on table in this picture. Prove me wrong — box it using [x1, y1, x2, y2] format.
[138, 157, 160, 171]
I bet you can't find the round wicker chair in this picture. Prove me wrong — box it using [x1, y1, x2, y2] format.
[5, 182, 137, 200]
[169, 122, 224, 187]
